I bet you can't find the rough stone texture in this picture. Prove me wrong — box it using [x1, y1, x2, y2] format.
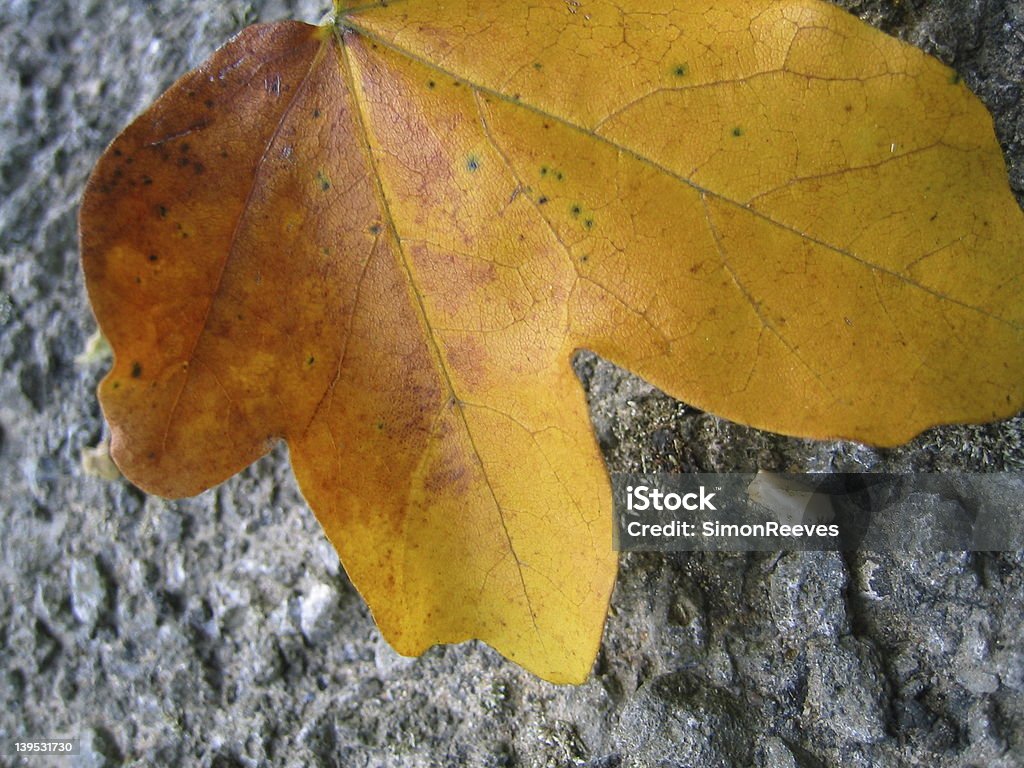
[1, 0, 1023, 765]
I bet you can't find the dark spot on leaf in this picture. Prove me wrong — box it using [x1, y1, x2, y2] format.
[158, 205, 168, 218]
[533, 62, 543, 70]
[178, 157, 191, 167]
[673, 64, 688, 77]
[220, 150, 229, 158]
[466, 155, 480, 172]
[571, 205, 581, 217]
[113, 148, 123, 157]
[453, 81, 461, 87]
[732, 126, 743, 137]
[428, 80, 436, 89]
[131, 362, 142, 378]
[142, 175, 153, 186]
[584, 219, 594, 229]
[317, 170, 331, 191]
[112, 381, 121, 390]
[376, 422, 385, 430]
[205, 98, 214, 108]
[555, 171, 564, 181]
[180, 142, 190, 153]
[313, 107, 321, 118]
[368, 223, 382, 235]
[148, 253, 158, 262]
[538, 196, 549, 205]
[193, 161, 205, 174]
[543, 123, 550, 130]
[306, 355, 315, 366]
[541, 166, 549, 176]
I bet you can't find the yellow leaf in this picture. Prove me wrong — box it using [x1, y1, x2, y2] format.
[80, 1, 1024, 683]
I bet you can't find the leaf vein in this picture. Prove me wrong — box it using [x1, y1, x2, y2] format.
[159, 37, 330, 456]
[344, 23, 1022, 332]
[337, 30, 543, 642]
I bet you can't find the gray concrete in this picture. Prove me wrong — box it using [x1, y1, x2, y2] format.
[1, 0, 1022, 765]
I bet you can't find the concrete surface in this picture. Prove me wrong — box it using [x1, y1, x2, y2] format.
[1, 0, 1023, 765]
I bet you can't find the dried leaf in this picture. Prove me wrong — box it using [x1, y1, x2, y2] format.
[75, 329, 112, 367]
[81, 440, 122, 482]
[80, 0, 1024, 682]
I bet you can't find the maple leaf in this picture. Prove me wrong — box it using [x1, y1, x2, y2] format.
[80, 0, 1024, 683]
